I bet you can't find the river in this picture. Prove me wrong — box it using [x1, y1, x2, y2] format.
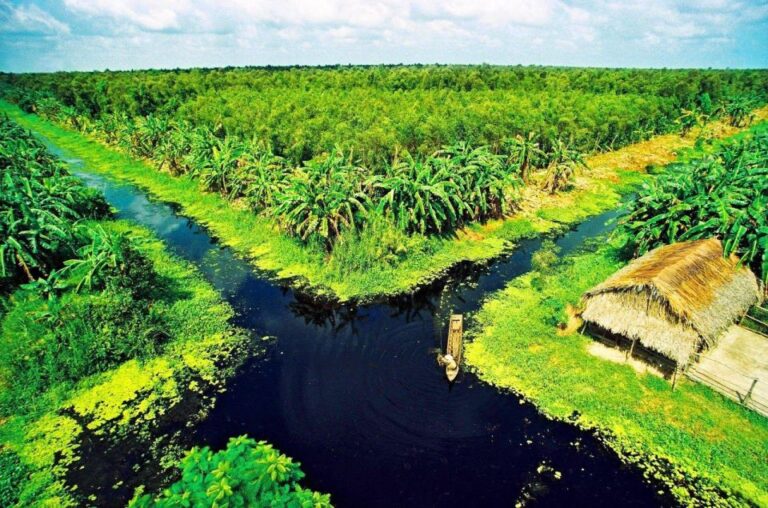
[45, 140, 669, 507]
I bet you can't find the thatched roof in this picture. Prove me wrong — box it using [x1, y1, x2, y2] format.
[581, 238, 761, 365]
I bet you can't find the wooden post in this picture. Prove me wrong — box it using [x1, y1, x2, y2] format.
[671, 366, 679, 391]
[625, 337, 637, 361]
[744, 378, 758, 406]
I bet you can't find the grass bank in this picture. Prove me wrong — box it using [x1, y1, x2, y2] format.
[0, 220, 254, 506]
[464, 124, 768, 506]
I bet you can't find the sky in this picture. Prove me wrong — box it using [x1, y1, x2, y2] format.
[0, 0, 767, 72]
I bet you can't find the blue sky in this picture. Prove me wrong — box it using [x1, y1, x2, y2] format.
[1, 0, 767, 72]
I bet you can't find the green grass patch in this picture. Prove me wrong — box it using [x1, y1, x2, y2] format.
[0, 101, 646, 302]
[465, 238, 768, 507]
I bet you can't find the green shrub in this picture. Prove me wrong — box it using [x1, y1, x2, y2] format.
[0, 114, 109, 289]
[0, 449, 26, 508]
[0, 285, 168, 410]
[129, 436, 331, 507]
[620, 126, 768, 281]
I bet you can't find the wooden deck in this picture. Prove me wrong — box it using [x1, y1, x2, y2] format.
[687, 325, 768, 417]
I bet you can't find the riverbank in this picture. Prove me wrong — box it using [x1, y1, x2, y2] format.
[5, 102, 764, 302]
[0, 220, 255, 506]
[464, 125, 768, 506]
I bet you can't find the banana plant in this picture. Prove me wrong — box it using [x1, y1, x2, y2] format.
[273, 148, 370, 248]
[622, 131, 768, 282]
[504, 132, 543, 183]
[541, 138, 587, 194]
[370, 152, 465, 234]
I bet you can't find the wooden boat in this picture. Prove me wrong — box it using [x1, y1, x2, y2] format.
[444, 314, 463, 382]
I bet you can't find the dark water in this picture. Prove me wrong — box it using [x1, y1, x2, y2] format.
[49, 143, 668, 507]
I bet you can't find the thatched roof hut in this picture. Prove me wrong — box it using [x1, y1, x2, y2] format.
[581, 239, 762, 366]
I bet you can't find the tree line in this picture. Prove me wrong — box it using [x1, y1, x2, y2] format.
[1, 65, 765, 253]
[2, 65, 766, 166]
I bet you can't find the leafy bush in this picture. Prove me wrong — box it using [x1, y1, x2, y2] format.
[129, 436, 331, 507]
[0, 114, 109, 288]
[0, 279, 167, 409]
[620, 126, 768, 282]
[62, 225, 159, 298]
[0, 449, 26, 507]
[541, 139, 587, 194]
[273, 149, 370, 247]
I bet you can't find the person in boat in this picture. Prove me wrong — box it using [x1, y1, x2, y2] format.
[438, 353, 459, 381]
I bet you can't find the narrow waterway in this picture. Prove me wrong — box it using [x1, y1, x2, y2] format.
[49, 141, 669, 507]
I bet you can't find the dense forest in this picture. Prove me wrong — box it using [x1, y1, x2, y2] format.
[2, 67, 766, 252]
[2, 64, 768, 507]
[3, 66, 768, 166]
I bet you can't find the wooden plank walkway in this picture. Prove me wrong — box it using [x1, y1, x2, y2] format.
[687, 325, 768, 417]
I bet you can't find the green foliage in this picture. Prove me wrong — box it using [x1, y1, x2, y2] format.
[4, 66, 767, 166]
[0, 115, 171, 411]
[5, 67, 764, 256]
[0, 283, 168, 410]
[273, 149, 370, 247]
[0, 101, 659, 301]
[0, 114, 108, 288]
[620, 124, 768, 281]
[541, 138, 587, 194]
[677, 107, 703, 137]
[0, 449, 26, 507]
[328, 211, 429, 275]
[372, 143, 520, 235]
[62, 225, 158, 297]
[129, 436, 331, 508]
[721, 95, 759, 128]
[503, 132, 543, 183]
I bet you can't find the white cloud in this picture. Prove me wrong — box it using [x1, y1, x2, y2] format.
[1, 0, 766, 71]
[0, 2, 70, 34]
[63, 0, 186, 31]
